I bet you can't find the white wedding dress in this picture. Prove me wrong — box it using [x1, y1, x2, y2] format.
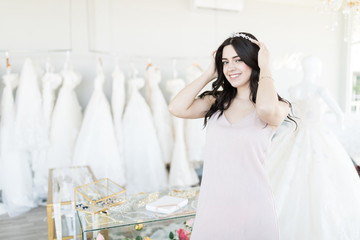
[13, 58, 48, 206]
[14, 58, 47, 151]
[266, 57, 360, 239]
[42, 63, 62, 136]
[73, 63, 126, 186]
[47, 68, 82, 169]
[123, 77, 168, 193]
[32, 64, 62, 201]
[0, 71, 36, 217]
[145, 65, 173, 164]
[334, 113, 360, 165]
[167, 78, 199, 188]
[111, 65, 126, 179]
[184, 64, 210, 162]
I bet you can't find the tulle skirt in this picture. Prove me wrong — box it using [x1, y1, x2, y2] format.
[266, 125, 360, 240]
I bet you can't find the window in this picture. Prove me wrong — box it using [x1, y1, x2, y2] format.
[347, 14, 360, 112]
[352, 71, 360, 112]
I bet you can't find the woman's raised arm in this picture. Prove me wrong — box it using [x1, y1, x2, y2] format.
[168, 60, 217, 119]
[252, 40, 290, 127]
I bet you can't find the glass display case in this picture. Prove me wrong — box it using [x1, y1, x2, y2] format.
[75, 178, 127, 214]
[47, 166, 96, 240]
[76, 188, 199, 240]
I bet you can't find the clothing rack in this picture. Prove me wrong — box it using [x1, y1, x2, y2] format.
[0, 49, 72, 55]
[88, 49, 210, 62]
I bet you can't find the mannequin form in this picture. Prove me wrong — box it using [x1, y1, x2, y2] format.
[266, 55, 360, 240]
[289, 55, 344, 128]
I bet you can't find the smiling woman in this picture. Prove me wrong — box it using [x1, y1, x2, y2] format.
[168, 32, 296, 239]
[221, 45, 253, 89]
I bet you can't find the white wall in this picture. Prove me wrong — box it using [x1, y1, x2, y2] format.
[0, 0, 347, 109]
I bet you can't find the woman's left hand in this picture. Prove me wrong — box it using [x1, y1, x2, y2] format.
[252, 40, 270, 70]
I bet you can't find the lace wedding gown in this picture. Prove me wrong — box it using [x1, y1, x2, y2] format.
[73, 64, 126, 186]
[167, 78, 198, 187]
[123, 77, 167, 193]
[266, 92, 360, 240]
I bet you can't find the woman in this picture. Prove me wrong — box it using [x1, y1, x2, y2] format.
[168, 32, 293, 239]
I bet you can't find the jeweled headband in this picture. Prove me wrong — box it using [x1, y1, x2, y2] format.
[230, 32, 256, 43]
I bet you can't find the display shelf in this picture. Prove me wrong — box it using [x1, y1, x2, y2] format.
[76, 187, 199, 240]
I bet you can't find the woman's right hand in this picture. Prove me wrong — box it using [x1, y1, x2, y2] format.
[204, 51, 218, 82]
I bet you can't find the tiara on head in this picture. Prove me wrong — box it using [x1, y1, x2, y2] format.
[230, 32, 256, 43]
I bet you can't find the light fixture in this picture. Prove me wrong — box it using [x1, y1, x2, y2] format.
[343, 0, 360, 15]
[321, 0, 360, 15]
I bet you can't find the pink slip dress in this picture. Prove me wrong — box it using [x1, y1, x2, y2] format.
[190, 110, 279, 240]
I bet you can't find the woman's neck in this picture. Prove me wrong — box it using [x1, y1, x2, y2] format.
[236, 85, 251, 100]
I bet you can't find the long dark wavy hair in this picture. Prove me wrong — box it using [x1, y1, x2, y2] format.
[199, 32, 297, 128]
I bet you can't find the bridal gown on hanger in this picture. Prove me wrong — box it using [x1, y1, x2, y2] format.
[145, 65, 173, 164]
[167, 78, 198, 187]
[47, 68, 82, 169]
[42, 63, 62, 137]
[111, 65, 126, 178]
[73, 62, 126, 186]
[14, 58, 47, 152]
[266, 91, 360, 240]
[32, 63, 62, 201]
[184, 64, 210, 162]
[0, 70, 36, 217]
[123, 76, 167, 193]
[13, 58, 48, 205]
